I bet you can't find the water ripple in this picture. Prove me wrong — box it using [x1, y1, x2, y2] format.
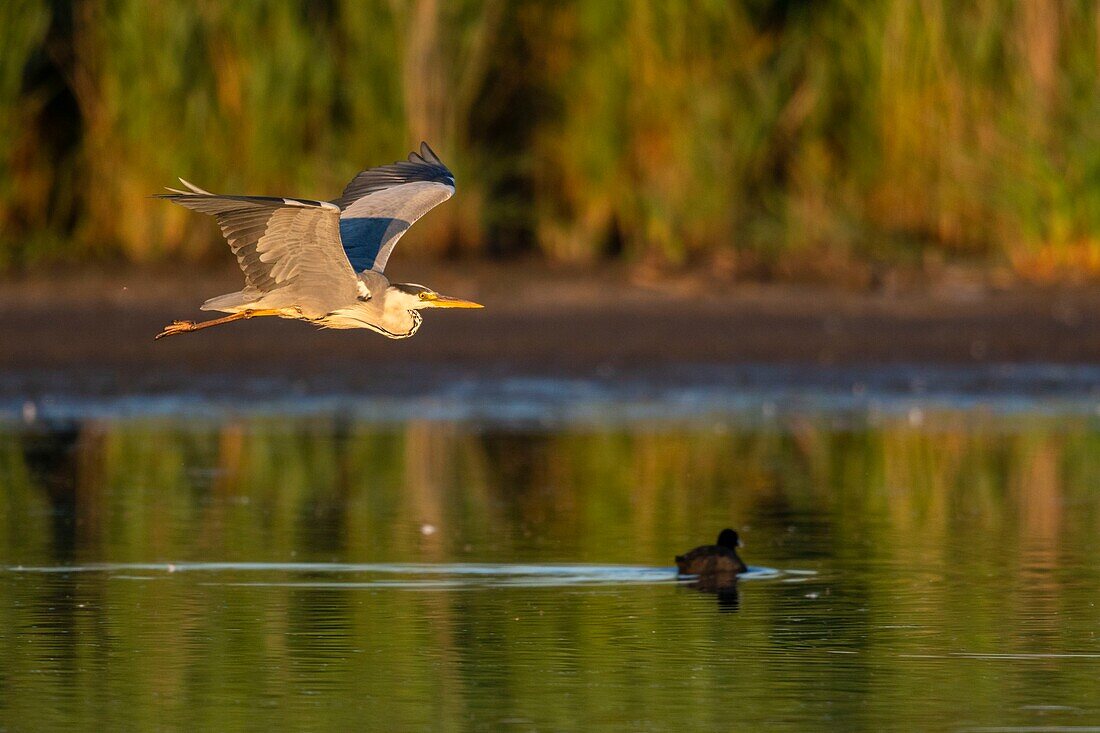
[3, 562, 797, 589]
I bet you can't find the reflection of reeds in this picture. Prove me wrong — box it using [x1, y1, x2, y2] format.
[3, 415, 1100, 727]
[4, 412, 1096, 570]
[3, 2, 1100, 276]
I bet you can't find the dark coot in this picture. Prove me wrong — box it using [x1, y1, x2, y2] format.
[675, 528, 747, 576]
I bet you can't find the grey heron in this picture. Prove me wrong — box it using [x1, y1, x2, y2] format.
[154, 142, 482, 341]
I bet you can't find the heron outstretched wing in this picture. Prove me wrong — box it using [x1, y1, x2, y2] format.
[332, 142, 456, 273]
[155, 188, 358, 318]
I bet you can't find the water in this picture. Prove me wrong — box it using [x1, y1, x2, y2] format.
[2, 401, 1100, 731]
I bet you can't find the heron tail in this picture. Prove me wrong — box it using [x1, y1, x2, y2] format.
[200, 290, 258, 312]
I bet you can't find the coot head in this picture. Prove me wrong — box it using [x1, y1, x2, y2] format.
[716, 528, 742, 549]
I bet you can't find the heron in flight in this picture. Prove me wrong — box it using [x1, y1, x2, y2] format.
[154, 142, 482, 340]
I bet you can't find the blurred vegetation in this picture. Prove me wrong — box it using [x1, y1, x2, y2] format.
[2, 0, 1100, 280]
[2, 411, 1098, 571]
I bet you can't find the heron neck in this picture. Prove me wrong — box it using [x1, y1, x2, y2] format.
[375, 291, 419, 336]
[322, 299, 420, 338]
[380, 307, 421, 337]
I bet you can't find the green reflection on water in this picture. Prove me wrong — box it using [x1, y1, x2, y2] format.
[1, 413, 1099, 731]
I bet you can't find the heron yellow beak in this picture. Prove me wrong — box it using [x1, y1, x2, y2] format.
[424, 293, 484, 308]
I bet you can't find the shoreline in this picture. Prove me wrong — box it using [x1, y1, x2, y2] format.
[2, 263, 1099, 401]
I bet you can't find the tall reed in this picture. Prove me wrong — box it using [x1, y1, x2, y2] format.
[1, 1, 1099, 277]
[0, 0, 51, 268]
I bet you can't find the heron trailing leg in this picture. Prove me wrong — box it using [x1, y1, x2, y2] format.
[155, 309, 280, 340]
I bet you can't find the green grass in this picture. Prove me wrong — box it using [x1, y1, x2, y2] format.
[2, 1, 1100, 279]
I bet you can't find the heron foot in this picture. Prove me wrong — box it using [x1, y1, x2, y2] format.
[154, 320, 195, 340]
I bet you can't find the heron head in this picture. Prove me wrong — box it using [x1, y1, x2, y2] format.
[717, 528, 742, 549]
[389, 282, 484, 310]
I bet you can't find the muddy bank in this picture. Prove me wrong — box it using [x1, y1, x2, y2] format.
[1, 262, 1099, 399]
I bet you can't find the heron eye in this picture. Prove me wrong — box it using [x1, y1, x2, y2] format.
[418, 291, 431, 300]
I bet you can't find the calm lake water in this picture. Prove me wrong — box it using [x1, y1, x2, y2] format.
[2, 389, 1100, 730]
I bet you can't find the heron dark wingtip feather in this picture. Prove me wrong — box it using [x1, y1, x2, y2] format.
[423, 141, 445, 166]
